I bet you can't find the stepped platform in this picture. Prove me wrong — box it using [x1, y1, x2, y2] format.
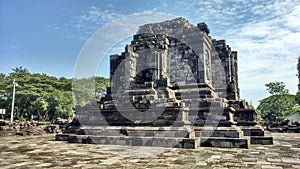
[196, 126, 250, 148]
[56, 126, 252, 149]
[57, 134, 199, 149]
[56, 126, 198, 148]
[231, 105, 273, 145]
[194, 126, 243, 138]
[238, 125, 273, 145]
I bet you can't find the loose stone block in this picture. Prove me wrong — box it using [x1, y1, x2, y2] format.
[200, 137, 250, 149]
[55, 134, 69, 141]
[250, 136, 273, 145]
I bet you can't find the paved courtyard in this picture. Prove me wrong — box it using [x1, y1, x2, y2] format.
[0, 133, 300, 169]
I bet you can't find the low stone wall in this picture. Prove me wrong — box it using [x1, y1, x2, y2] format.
[264, 120, 300, 133]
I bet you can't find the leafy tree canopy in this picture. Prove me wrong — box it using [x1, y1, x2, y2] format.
[265, 81, 289, 95]
[0, 67, 109, 121]
[257, 81, 296, 122]
[296, 91, 300, 105]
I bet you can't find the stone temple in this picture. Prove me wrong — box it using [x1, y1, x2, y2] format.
[57, 18, 273, 148]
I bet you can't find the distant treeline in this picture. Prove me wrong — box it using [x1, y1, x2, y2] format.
[0, 67, 109, 121]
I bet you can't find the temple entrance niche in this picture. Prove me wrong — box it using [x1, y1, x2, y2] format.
[124, 34, 202, 89]
[134, 49, 168, 86]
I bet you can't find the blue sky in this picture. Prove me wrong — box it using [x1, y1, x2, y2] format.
[0, 0, 299, 106]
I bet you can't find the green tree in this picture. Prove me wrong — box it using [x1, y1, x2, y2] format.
[297, 56, 300, 90]
[265, 81, 289, 95]
[0, 67, 77, 121]
[0, 67, 109, 121]
[95, 77, 110, 100]
[73, 77, 109, 105]
[0, 73, 9, 112]
[257, 81, 296, 122]
[11, 66, 30, 76]
[295, 57, 300, 105]
[72, 77, 96, 105]
[296, 91, 300, 105]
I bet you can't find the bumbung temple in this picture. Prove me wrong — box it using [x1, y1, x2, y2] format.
[56, 18, 273, 149]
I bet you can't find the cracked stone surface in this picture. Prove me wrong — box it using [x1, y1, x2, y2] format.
[0, 133, 299, 169]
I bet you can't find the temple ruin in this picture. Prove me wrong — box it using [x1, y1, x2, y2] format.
[57, 17, 273, 148]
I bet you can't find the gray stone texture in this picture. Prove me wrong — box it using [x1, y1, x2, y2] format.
[60, 18, 273, 149]
[1, 133, 299, 168]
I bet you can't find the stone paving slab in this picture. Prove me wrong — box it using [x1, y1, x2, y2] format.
[0, 133, 299, 168]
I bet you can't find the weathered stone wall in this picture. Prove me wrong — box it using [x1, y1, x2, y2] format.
[110, 18, 240, 99]
[137, 17, 212, 86]
[212, 40, 240, 100]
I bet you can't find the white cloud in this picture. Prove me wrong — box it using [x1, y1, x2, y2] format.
[152, 0, 299, 106]
[79, 7, 121, 24]
[47, 23, 61, 30]
[284, 5, 300, 31]
[69, 0, 300, 106]
[69, 6, 124, 41]
[221, 1, 300, 106]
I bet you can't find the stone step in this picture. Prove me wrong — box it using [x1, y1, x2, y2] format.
[234, 126, 273, 145]
[56, 133, 251, 149]
[77, 126, 244, 138]
[58, 134, 199, 149]
[78, 107, 182, 126]
[195, 129, 242, 138]
[77, 126, 191, 138]
[239, 126, 265, 136]
[56, 127, 252, 149]
[241, 128, 264, 136]
[193, 119, 236, 127]
[200, 137, 250, 148]
[172, 83, 214, 90]
[250, 136, 273, 145]
[236, 121, 258, 126]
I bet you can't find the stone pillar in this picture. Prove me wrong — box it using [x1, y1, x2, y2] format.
[173, 101, 191, 127]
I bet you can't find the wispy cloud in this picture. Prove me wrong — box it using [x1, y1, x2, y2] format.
[67, 0, 299, 106]
[146, 0, 299, 106]
[77, 6, 123, 27]
[65, 6, 124, 41]
[219, 0, 300, 106]
[47, 23, 61, 30]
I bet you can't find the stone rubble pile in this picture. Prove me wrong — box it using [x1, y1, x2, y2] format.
[44, 117, 74, 133]
[266, 119, 300, 133]
[0, 120, 46, 136]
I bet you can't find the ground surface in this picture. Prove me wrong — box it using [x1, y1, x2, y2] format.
[0, 133, 300, 169]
